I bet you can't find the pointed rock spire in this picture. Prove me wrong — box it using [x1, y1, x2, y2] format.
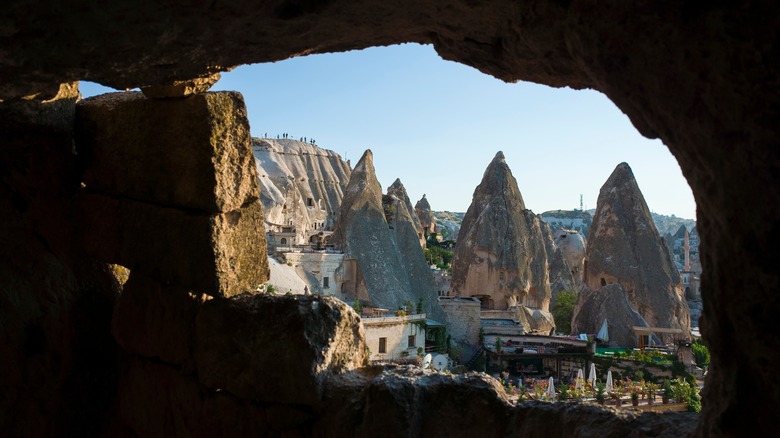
[331, 151, 445, 322]
[584, 162, 690, 339]
[450, 152, 550, 314]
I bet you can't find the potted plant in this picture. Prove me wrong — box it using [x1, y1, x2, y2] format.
[595, 382, 606, 405]
[557, 384, 569, 401]
[662, 379, 673, 404]
[646, 382, 658, 406]
[631, 389, 640, 407]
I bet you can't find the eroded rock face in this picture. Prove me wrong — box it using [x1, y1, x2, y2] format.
[254, 138, 351, 244]
[450, 152, 551, 312]
[196, 294, 367, 405]
[76, 92, 259, 214]
[585, 163, 690, 339]
[414, 194, 436, 235]
[111, 290, 367, 436]
[571, 283, 651, 348]
[75, 91, 268, 297]
[332, 151, 445, 321]
[554, 229, 586, 284]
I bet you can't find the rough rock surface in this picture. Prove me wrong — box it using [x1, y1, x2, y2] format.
[571, 284, 651, 348]
[320, 365, 696, 437]
[331, 151, 445, 322]
[112, 272, 208, 372]
[254, 138, 351, 243]
[196, 294, 367, 405]
[549, 247, 577, 303]
[80, 193, 266, 298]
[76, 92, 259, 214]
[387, 178, 427, 248]
[414, 194, 436, 235]
[450, 152, 551, 312]
[554, 229, 587, 284]
[140, 72, 221, 99]
[3, 1, 780, 435]
[584, 163, 690, 339]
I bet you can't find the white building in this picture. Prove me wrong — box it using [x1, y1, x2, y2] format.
[362, 312, 426, 361]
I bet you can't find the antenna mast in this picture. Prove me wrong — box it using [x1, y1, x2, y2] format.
[580, 194, 584, 211]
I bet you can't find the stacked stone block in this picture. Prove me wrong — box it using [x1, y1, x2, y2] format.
[75, 91, 267, 297]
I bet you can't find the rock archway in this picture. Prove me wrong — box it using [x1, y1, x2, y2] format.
[2, 1, 779, 436]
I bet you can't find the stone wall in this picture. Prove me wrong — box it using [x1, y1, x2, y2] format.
[440, 297, 481, 345]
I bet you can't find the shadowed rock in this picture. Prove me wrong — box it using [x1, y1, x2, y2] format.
[451, 152, 551, 312]
[331, 151, 445, 321]
[571, 283, 651, 348]
[584, 163, 690, 339]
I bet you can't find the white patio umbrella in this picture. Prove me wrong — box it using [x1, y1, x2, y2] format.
[546, 377, 556, 399]
[606, 370, 613, 393]
[596, 319, 609, 343]
[576, 369, 584, 390]
[588, 363, 597, 387]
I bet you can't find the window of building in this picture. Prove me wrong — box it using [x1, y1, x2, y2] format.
[408, 335, 416, 348]
[280, 238, 287, 245]
[378, 337, 387, 354]
[323, 276, 329, 289]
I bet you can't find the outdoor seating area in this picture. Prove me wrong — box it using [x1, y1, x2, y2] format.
[497, 365, 701, 413]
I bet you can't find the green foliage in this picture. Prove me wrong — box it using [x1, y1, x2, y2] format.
[267, 284, 276, 294]
[692, 339, 710, 368]
[495, 336, 503, 353]
[352, 299, 362, 313]
[595, 382, 606, 404]
[671, 378, 702, 413]
[663, 379, 673, 399]
[381, 195, 394, 218]
[551, 290, 578, 334]
[417, 347, 424, 357]
[423, 245, 454, 271]
[557, 384, 569, 401]
[417, 297, 424, 314]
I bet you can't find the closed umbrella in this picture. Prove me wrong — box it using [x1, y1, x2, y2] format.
[546, 377, 556, 400]
[588, 363, 596, 387]
[606, 370, 613, 393]
[576, 369, 584, 390]
[596, 319, 609, 343]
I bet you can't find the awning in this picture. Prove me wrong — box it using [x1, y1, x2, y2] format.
[426, 319, 445, 328]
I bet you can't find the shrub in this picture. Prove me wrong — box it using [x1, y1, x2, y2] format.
[692, 339, 710, 368]
[551, 290, 578, 334]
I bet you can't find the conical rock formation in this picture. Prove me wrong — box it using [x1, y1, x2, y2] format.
[450, 152, 551, 311]
[584, 163, 690, 339]
[414, 194, 436, 235]
[331, 151, 444, 322]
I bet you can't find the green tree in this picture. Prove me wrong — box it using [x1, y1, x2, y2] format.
[691, 339, 710, 368]
[551, 290, 578, 335]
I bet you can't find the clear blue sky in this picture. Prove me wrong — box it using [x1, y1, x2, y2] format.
[81, 43, 696, 219]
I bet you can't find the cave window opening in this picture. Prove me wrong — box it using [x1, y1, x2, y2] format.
[307, 198, 313, 207]
[600, 278, 607, 286]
